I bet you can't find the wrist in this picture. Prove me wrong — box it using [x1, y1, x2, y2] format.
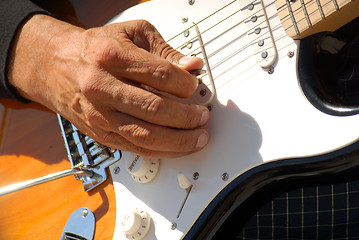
[7, 14, 85, 110]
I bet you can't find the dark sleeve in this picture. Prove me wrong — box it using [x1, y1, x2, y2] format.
[0, 0, 49, 102]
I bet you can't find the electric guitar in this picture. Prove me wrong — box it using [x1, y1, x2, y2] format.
[1, 0, 359, 239]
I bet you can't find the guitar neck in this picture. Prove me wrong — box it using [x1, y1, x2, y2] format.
[276, 0, 359, 39]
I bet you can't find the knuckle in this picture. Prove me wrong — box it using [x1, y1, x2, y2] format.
[151, 63, 171, 86]
[123, 124, 154, 148]
[82, 32, 119, 64]
[93, 39, 119, 63]
[83, 105, 105, 127]
[97, 131, 113, 145]
[141, 96, 165, 120]
[137, 19, 154, 30]
[182, 109, 199, 128]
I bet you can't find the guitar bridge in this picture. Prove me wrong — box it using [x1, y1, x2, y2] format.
[57, 114, 121, 191]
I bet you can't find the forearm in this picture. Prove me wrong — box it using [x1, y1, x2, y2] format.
[0, 0, 50, 101]
[8, 14, 85, 112]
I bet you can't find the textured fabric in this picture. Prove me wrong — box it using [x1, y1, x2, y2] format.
[0, 0, 48, 102]
[236, 180, 359, 239]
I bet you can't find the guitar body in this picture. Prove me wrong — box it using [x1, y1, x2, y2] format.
[106, 0, 359, 239]
[0, 100, 116, 239]
[1, 0, 359, 239]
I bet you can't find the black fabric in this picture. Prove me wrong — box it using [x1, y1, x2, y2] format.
[0, 0, 49, 102]
[236, 180, 359, 239]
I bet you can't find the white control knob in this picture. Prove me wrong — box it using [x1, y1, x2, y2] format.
[126, 154, 159, 183]
[120, 209, 151, 240]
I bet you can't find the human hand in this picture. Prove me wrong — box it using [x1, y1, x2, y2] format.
[8, 15, 210, 158]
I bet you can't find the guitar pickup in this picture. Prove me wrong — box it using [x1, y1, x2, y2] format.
[239, 0, 277, 68]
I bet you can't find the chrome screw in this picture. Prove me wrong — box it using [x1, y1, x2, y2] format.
[114, 166, 120, 174]
[182, 17, 188, 23]
[188, 0, 195, 5]
[82, 208, 88, 218]
[287, 51, 295, 58]
[200, 89, 207, 96]
[222, 173, 229, 181]
[193, 172, 200, 180]
[171, 222, 177, 230]
[267, 67, 275, 74]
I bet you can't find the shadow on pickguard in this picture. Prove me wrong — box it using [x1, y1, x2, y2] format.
[115, 97, 263, 235]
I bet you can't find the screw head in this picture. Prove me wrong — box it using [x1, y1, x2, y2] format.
[222, 173, 229, 181]
[188, 0, 195, 5]
[114, 166, 120, 174]
[267, 67, 275, 74]
[199, 89, 207, 96]
[193, 172, 200, 180]
[182, 17, 188, 23]
[82, 208, 88, 218]
[287, 51, 295, 58]
[171, 222, 177, 230]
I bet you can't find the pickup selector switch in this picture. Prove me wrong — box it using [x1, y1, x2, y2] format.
[120, 209, 151, 240]
[126, 154, 160, 183]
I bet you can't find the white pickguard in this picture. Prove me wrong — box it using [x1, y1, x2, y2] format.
[107, 0, 359, 239]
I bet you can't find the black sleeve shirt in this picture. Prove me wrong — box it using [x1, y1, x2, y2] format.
[0, 0, 49, 102]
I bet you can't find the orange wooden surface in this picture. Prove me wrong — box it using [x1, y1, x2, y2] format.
[0, 99, 116, 239]
[0, 1, 153, 238]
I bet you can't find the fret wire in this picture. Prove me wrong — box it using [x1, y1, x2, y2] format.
[300, 0, 313, 27]
[286, 0, 300, 34]
[316, 0, 325, 19]
[332, 0, 339, 10]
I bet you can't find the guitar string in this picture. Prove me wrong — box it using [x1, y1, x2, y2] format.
[165, 0, 274, 82]
[167, 0, 268, 62]
[166, 0, 239, 43]
[197, 1, 290, 92]
[176, 6, 266, 58]
[162, 0, 288, 94]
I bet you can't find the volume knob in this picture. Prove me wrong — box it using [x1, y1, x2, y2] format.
[120, 209, 151, 240]
[126, 154, 160, 183]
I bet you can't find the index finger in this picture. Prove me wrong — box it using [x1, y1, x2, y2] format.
[104, 43, 203, 98]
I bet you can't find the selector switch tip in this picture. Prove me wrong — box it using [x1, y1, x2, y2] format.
[177, 172, 192, 190]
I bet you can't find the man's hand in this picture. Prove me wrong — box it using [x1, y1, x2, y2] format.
[8, 15, 210, 158]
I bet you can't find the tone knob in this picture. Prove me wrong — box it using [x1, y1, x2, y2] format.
[120, 209, 151, 240]
[126, 154, 159, 183]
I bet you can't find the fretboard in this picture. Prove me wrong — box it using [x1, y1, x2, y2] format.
[276, 0, 359, 39]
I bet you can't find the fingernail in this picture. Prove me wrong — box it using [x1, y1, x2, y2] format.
[196, 133, 209, 149]
[199, 109, 210, 126]
[178, 56, 194, 67]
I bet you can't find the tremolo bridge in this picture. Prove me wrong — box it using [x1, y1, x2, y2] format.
[0, 115, 121, 196]
[57, 114, 122, 191]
